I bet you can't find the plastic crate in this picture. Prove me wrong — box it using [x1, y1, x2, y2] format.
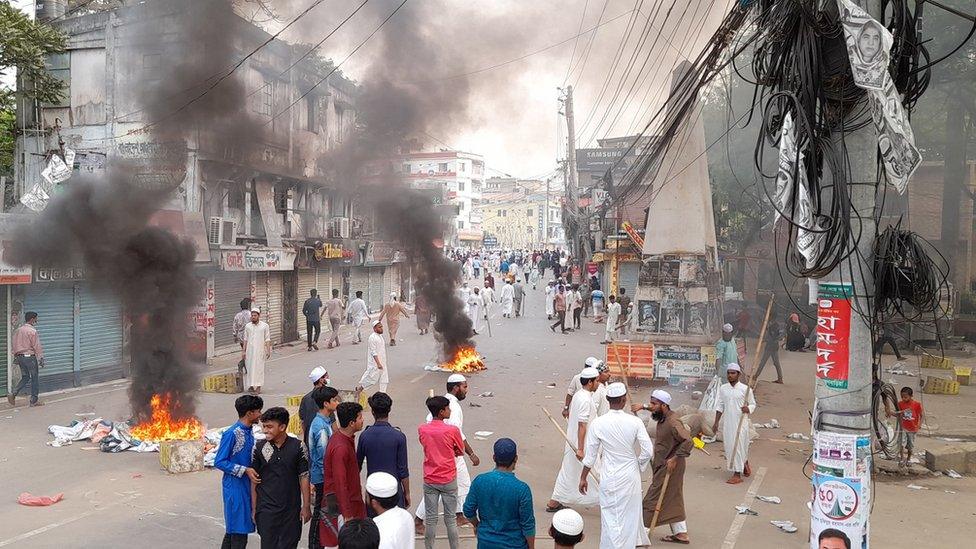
[920, 354, 953, 370]
[923, 375, 960, 395]
[285, 395, 304, 407]
[201, 373, 243, 394]
[954, 367, 972, 386]
[286, 406, 303, 438]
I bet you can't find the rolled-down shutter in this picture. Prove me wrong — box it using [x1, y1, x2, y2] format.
[0, 289, 7, 397]
[368, 267, 385, 312]
[297, 269, 317, 339]
[351, 268, 370, 313]
[23, 284, 76, 391]
[77, 284, 124, 385]
[214, 271, 252, 350]
[618, 262, 640, 298]
[265, 272, 283, 344]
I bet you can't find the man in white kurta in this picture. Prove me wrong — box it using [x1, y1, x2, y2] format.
[499, 280, 515, 318]
[481, 285, 495, 319]
[347, 291, 370, 344]
[547, 367, 601, 510]
[242, 307, 271, 393]
[580, 383, 653, 548]
[563, 357, 611, 418]
[545, 282, 556, 319]
[357, 321, 389, 396]
[468, 288, 485, 334]
[712, 363, 756, 484]
[458, 283, 471, 316]
[367, 472, 415, 549]
[603, 296, 622, 344]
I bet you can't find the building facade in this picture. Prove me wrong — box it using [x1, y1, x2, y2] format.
[399, 151, 485, 247]
[478, 177, 564, 249]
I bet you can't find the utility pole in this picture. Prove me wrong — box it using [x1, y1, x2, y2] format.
[563, 86, 580, 269]
[810, 1, 880, 546]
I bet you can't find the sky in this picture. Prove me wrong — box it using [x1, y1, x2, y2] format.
[6, 0, 734, 178]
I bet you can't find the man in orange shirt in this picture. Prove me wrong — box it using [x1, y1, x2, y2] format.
[9, 312, 45, 407]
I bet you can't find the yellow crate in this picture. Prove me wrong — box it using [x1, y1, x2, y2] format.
[285, 394, 304, 407]
[200, 373, 242, 394]
[923, 375, 960, 395]
[286, 406, 303, 438]
[954, 367, 972, 386]
[921, 355, 953, 370]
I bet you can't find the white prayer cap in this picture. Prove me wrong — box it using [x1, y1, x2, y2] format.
[447, 374, 467, 383]
[584, 356, 601, 368]
[372, 320, 382, 327]
[580, 367, 599, 379]
[250, 306, 261, 313]
[552, 509, 584, 536]
[390, 292, 397, 298]
[722, 323, 734, 333]
[365, 472, 399, 498]
[650, 389, 672, 405]
[606, 382, 627, 398]
[308, 366, 327, 383]
[726, 363, 742, 373]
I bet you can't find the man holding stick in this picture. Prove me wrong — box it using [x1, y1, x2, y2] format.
[713, 363, 756, 484]
[546, 367, 600, 512]
[579, 382, 652, 548]
[635, 389, 693, 544]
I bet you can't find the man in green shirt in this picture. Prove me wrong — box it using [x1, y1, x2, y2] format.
[714, 323, 738, 383]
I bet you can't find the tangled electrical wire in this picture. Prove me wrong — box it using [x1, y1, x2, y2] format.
[872, 221, 951, 322]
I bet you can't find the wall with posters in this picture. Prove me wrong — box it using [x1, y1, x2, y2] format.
[810, 431, 871, 549]
[634, 251, 723, 343]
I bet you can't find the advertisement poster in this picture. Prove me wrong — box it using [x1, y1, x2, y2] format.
[654, 345, 704, 379]
[816, 283, 853, 389]
[813, 431, 857, 477]
[811, 473, 865, 549]
[0, 241, 32, 284]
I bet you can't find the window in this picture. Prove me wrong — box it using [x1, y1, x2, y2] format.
[458, 181, 465, 192]
[459, 162, 465, 173]
[501, 209, 507, 217]
[335, 106, 345, 143]
[458, 220, 465, 229]
[305, 96, 319, 133]
[44, 53, 70, 107]
[438, 163, 448, 172]
[526, 209, 533, 217]
[258, 81, 273, 116]
[459, 201, 465, 211]
[274, 186, 289, 214]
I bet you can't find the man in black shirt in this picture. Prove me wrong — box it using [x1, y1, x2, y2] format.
[303, 289, 324, 351]
[299, 367, 330, 445]
[252, 407, 311, 548]
[754, 319, 784, 383]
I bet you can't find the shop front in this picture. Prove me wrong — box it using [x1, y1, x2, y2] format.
[294, 240, 359, 341]
[217, 246, 297, 348]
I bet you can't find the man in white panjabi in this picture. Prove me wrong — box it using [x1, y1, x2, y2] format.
[458, 282, 471, 316]
[579, 382, 653, 548]
[242, 307, 271, 394]
[467, 287, 485, 335]
[545, 281, 556, 319]
[347, 290, 369, 344]
[563, 357, 610, 419]
[546, 367, 600, 511]
[367, 472, 415, 549]
[712, 363, 756, 484]
[356, 321, 389, 398]
[480, 284, 495, 320]
[499, 279, 515, 318]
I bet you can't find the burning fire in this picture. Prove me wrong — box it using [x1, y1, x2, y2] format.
[131, 393, 204, 442]
[440, 346, 486, 373]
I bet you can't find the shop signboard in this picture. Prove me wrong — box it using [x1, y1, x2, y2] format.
[0, 241, 32, 284]
[653, 345, 705, 379]
[816, 283, 853, 389]
[221, 248, 296, 271]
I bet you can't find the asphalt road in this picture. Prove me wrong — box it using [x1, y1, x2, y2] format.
[1, 280, 973, 548]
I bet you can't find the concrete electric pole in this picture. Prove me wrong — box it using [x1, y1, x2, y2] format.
[563, 86, 580, 265]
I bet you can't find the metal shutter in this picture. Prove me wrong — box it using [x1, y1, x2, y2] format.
[265, 272, 283, 344]
[367, 267, 385, 312]
[385, 265, 398, 299]
[23, 284, 76, 391]
[297, 269, 317, 340]
[0, 288, 7, 397]
[330, 268, 343, 300]
[619, 262, 640, 297]
[351, 267, 370, 313]
[77, 284, 124, 385]
[214, 271, 251, 351]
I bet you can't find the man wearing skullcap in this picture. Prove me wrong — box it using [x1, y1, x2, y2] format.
[714, 323, 739, 383]
[366, 472, 414, 549]
[712, 363, 756, 484]
[242, 306, 271, 394]
[634, 389, 693, 544]
[378, 293, 410, 346]
[357, 321, 389, 399]
[579, 382, 652, 548]
[462, 438, 536, 548]
[549, 509, 585, 548]
[563, 357, 611, 419]
[546, 368, 600, 511]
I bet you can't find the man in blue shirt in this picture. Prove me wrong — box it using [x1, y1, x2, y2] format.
[308, 385, 339, 549]
[357, 392, 410, 516]
[714, 323, 739, 383]
[463, 438, 535, 549]
[214, 395, 263, 549]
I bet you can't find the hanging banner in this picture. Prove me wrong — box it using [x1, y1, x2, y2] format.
[816, 283, 853, 390]
[810, 473, 865, 549]
[773, 112, 797, 226]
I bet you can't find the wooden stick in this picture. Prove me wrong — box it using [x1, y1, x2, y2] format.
[727, 297, 774, 470]
[649, 469, 673, 532]
[540, 406, 599, 483]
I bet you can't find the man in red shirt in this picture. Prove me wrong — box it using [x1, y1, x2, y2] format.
[321, 402, 366, 548]
[889, 386, 923, 466]
[418, 396, 465, 549]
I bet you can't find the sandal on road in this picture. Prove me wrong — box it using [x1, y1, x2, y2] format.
[661, 535, 690, 544]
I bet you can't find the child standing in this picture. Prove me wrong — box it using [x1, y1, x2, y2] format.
[892, 386, 923, 466]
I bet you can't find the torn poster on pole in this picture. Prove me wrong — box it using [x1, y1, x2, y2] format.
[795, 156, 824, 268]
[40, 148, 75, 187]
[837, 0, 921, 194]
[773, 112, 797, 226]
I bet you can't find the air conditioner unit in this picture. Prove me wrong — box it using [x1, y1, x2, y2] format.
[209, 217, 237, 246]
[330, 217, 350, 239]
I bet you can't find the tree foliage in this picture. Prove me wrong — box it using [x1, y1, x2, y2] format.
[1, 0, 68, 104]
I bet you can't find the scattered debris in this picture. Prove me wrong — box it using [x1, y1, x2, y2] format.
[770, 520, 797, 533]
[469, 403, 482, 408]
[945, 469, 963, 479]
[474, 431, 494, 438]
[735, 506, 758, 516]
[46, 439, 72, 448]
[756, 419, 780, 429]
[786, 433, 810, 440]
[546, 383, 557, 388]
[945, 490, 957, 494]
[18, 492, 64, 507]
[757, 496, 781, 504]
[131, 473, 143, 479]
[906, 484, 929, 490]
[479, 392, 494, 397]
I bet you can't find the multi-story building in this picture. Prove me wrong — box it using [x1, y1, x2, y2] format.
[399, 150, 485, 247]
[478, 177, 564, 249]
[1, 1, 409, 395]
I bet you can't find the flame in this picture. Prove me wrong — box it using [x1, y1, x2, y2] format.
[130, 393, 204, 442]
[440, 346, 486, 373]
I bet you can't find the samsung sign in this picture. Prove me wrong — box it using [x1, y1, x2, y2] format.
[576, 148, 625, 172]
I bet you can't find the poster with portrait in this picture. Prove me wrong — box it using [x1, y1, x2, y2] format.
[639, 259, 661, 286]
[660, 304, 685, 334]
[795, 157, 824, 268]
[869, 78, 921, 193]
[810, 473, 866, 549]
[685, 302, 708, 336]
[636, 300, 661, 332]
[773, 112, 798, 226]
[661, 260, 680, 285]
[837, 0, 892, 90]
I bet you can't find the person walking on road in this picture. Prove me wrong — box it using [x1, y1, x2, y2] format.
[546, 367, 600, 512]
[580, 383, 653, 548]
[357, 392, 411, 515]
[712, 364, 756, 485]
[233, 298, 252, 351]
[635, 389, 693, 544]
[252, 407, 311, 548]
[550, 286, 568, 334]
[357, 322, 389, 398]
[378, 294, 410, 347]
[512, 279, 525, 317]
[415, 294, 432, 335]
[9, 311, 45, 407]
[500, 279, 515, 318]
[570, 285, 583, 330]
[463, 438, 536, 549]
[325, 289, 345, 349]
[303, 289, 324, 351]
[348, 291, 369, 344]
[214, 395, 263, 549]
[545, 281, 556, 319]
[754, 318, 784, 384]
[243, 307, 271, 395]
[714, 323, 738, 382]
[468, 288, 485, 335]
[874, 324, 905, 360]
[580, 282, 592, 318]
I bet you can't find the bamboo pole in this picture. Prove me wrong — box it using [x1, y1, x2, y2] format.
[727, 297, 774, 470]
[648, 470, 673, 532]
[540, 406, 599, 483]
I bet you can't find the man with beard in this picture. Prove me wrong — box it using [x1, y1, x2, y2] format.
[579, 383, 652, 548]
[712, 364, 756, 485]
[414, 374, 480, 533]
[634, 389, 693, 544]
[243, 307, 271, 394]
